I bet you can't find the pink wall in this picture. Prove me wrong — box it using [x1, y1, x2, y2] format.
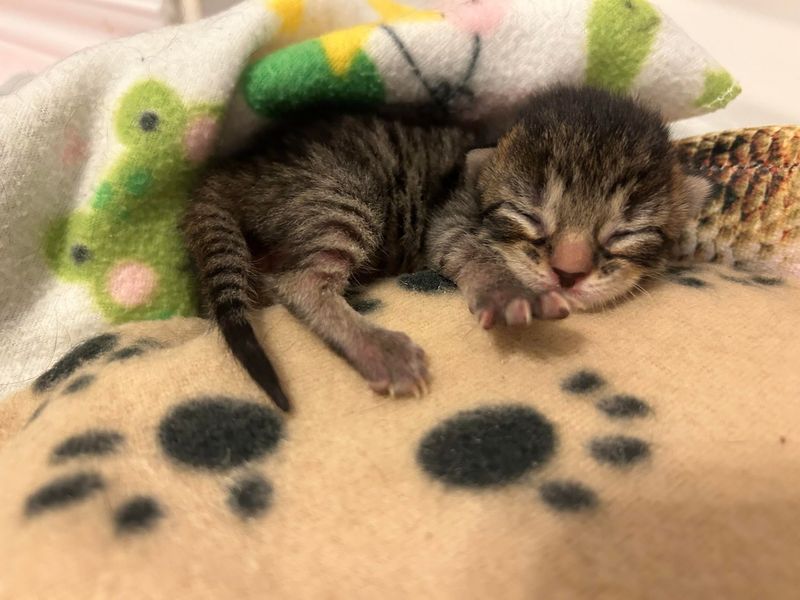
[0, 0, 167, 84]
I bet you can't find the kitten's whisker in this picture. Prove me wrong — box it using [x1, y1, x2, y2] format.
[632, 282, 654, 302]
[646, 272, 674, 283]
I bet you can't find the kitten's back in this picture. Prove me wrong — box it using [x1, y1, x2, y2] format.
[183, 113, 475, 411]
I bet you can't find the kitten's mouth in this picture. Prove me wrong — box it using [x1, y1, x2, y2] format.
[560, 279, 643, 313]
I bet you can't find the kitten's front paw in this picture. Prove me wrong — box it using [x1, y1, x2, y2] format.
[469, 287, 570, 329]
[351, 329, 429, 397]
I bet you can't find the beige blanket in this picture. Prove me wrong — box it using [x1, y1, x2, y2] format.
[1, 262, 797, 599]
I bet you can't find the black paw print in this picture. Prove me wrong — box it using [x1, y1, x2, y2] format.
[345, 288, 382, 315]
[29, 334, 166, 424]
[106, 337, 164, 363]
[398, 270, 457, 294]
[416, 369, 653, 513]
[33, 333, 119, 393]
[23, 428, 166, 534]
[158, 397, 284, 519]
[718, 269, 784, 287]
[561, 369, 652, 467]
[27, 332, 283, 528]
[666, 263, 785, 289]
[665, 264, 710, 288]
[23, 397, 284, 534]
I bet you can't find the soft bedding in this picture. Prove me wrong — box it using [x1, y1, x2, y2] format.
[1, 1, 798, 598]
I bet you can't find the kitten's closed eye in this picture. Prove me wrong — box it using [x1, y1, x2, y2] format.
[483, 201, 548, 245]
[520, 211, 548, 246]
[483, 201, 542, 226]
[605, 226, 665, 246]
[518, 209, 543, 229]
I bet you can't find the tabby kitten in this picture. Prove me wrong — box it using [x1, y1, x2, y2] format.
[182, 85, 709, 411]
[429, 86, 711, 316]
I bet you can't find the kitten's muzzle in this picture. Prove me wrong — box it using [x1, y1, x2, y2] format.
[551, 237, 594, 289]
[552, 267, 587, 289]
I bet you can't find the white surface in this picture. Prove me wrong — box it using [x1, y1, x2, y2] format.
[657, 0, 800, 136]
[0, 0, 167, 84]
[400, 0, 800, 135]
[4, 0, 798, 135]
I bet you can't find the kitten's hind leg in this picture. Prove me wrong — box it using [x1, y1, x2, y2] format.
[269, 251, 429, 397]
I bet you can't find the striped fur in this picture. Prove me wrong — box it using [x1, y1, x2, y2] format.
[433, 85, 710, 312]
[183, 115, 475, 410]
[183, 86, 709, 411]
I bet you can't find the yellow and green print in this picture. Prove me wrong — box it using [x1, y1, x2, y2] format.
[44, 80, 223, 323]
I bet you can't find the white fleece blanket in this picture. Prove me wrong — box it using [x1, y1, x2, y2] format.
[0, 0, 741, 397]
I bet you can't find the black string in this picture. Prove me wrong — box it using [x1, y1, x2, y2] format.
[380, 26, 482, 114]
[380, 25, 438, 101]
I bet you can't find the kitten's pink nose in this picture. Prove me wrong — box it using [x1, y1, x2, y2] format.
[551, 238, 593, 289]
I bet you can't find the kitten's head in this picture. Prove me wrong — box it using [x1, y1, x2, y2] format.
[469, 85, 710, 310]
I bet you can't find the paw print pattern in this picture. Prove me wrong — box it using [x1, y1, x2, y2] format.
[114, 496, 164, 534]
[25, 472, 106, 517]
[418, 405, 555, 488]
[51, 430, 124, 464]
[718, 270, 784, 287]
[666, 263, 785, 290]
[33, 333, 119, 393]
[158, 397, 283, 520]
[560, 370, 604, 394]
[417, 369, 653, 513]
[158, 398, 282, 470]
[537, 480, 598, 511]
[228, 475, 274, 519]
[596, 395, 651, 418]
[28, 333, 167, 424]
[562, 370, 653, 468]
[23, 432, 165, 538]
[344, 289, 383, 314]
[106, 338, 164, 363]
[63, 374, 97, 395]
[43, 79, 223, 323]
[398, 270, 457, 294]
[22, 396, 284, 534]
[665, 264, 711, 289]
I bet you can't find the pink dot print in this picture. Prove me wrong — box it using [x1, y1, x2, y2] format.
[107, 261, 158, 308]
[438, 0, 511, 35]
[183, 115, 219, 163]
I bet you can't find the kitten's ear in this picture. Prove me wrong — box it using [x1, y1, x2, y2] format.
[464, 147, 495, 188]
[682, 174, 712, 218]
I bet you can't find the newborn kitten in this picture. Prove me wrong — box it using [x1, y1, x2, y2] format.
[430, 85, 711, 315]
[183, 85, 708, 411]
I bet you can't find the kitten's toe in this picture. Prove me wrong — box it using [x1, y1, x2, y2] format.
[470, 286, 549, 328]
[504, 298, 532, 326]
[354, 329, 429, 398]
[368, 378, 392, 394]
[531, 291, 570, 320]
[478, 309, 497, 330]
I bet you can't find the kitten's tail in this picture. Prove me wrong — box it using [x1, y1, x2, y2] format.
[182, 193, 291, 412]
